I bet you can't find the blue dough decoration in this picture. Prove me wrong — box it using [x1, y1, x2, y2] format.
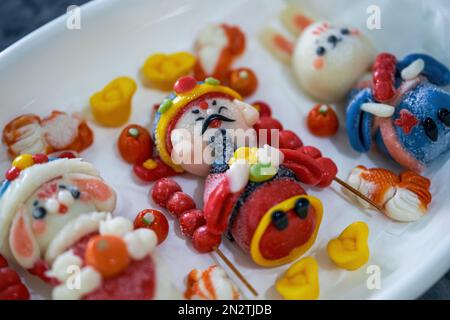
[346, 53, 450, 172]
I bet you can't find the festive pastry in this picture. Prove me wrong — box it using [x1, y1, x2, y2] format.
[307, 104, 339, 137]
[152, 144, 338, 267]
[118, 124, 153, 164]
[346, 53, 450, 173]
[185, 265, 240, 300]
[2, 111, 93, 157]
[261, 4, 375, 102]
[0, 155, 178, 300]
[142, 52, 196, 91]
[90, 77, 137, 127]
[327, 221, 369, 270]
[194, 24, 246, 83]
[134, 209, 169, 245]
[345, 166, 431, 222]
[228, 68, 258, 97]
[0, 154, 116, 272]
[134, 76, 259, 181]
[275, 256, 319, 300]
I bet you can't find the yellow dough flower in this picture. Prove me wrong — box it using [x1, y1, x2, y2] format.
[90, 77, 137, 127]
[327, 221, 370, 271]
[142, 52, 196, 91]
[276, 256, 320, 300]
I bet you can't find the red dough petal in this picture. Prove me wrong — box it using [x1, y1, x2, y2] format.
[279, 130, 303, 150]
[315, 157, 338, 187]
[133, 158, 178, 182]
[281, 149, 323, 186]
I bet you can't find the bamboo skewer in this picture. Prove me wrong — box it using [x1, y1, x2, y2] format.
[213, 247, 258, 297]
[333, 176, 386, 214]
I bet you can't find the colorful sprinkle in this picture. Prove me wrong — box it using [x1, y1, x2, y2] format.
[174, 76, 197, 94]
[205, 77, 220, 85]
[58, 152, 76, 159]
[158, 98, 173, 114]
[143, 159, 158, 170]
[12, 154, 34, 170]
[32, 153, 49, 164]
[5, 167, 21, 181]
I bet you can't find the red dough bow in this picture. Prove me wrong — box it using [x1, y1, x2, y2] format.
[281, 147, 338, 188]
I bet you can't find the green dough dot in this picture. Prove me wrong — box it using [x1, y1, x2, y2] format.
[205, 77, 220, 85]
[128, 128, 139, 137]
[159, 99, 173, 113]
[249, 163, 276, 182]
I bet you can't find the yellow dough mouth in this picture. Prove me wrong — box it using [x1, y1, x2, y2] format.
[250, 195, 323, 268]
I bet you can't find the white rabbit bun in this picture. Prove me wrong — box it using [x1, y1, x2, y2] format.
[292, 21, 375, 102]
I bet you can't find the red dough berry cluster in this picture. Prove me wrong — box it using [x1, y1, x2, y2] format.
[151, 178, 221, 252]
[0, 255, 30, 300]
[372, 53, 397, 102]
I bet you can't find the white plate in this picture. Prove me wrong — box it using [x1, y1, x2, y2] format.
[0, 0, 449, 300]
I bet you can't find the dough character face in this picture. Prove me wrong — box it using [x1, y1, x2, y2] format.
[8, 173, 116, 267]
[293, 22, 375, 102]
[171, 96, 257, 176]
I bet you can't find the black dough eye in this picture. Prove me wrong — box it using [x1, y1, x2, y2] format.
[438, 108, 450, 127]
[328, 35, 338, 43]
[271, 210, 288, 230]
[295, 198, 310, 219]
[212, 100, 217, 106]
[33, 200, 39, 207]
[32, 207, 47, 220]
[341, 28, 350, 35]
[316, 46, 326, 56]
[192, 109, 200, 114]
[423, 117, 438, 141]
[71, 188, 81, 199]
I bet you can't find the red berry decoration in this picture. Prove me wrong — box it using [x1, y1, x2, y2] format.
[174, 76, 197, 94]
[134, 209, 169, 244]
[372, 52, 397, 102]
[0, 284, 30, 300]
[252, 101, 272, 117]
[307, 104, 339, 137]
[279, 130, 303, 150]
[58, 151, 76, 159]
[0, 255, 7, 268]
[5, 167, 20, 181]
[32, 153, 48, 164]
[0, 259, 30, 300]
[192, 226, 221, 253]
[151, 178, 182, 208]
[166, 192, 196, 218]
[179, 209, 206, 238]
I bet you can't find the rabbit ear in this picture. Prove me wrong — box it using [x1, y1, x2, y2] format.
[260, 27, 295, 63]
[398, 54, 450, 86]
[9, 205, 41, 269]
[280, 4, 315, 37]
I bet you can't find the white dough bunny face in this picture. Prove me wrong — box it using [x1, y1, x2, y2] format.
[0, 158, 117, 269]
[262, 5, 376, 102]
[292, 22, 375, 102]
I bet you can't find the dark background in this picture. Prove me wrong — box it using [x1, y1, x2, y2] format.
[0, 0, 448, 300]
